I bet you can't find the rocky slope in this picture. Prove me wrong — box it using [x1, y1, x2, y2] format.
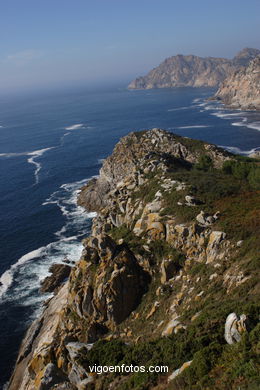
[128, 48, 260, 89]
[215, 55, 260, 110]
[8, 129, 260, 390]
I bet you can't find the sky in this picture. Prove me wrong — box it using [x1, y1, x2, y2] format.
[0, 0, 259, 92]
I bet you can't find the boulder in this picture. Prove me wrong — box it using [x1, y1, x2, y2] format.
[196, 210, 219, 226]
[162, 314, 186, 336]
[185, 195, 198, 206]
[206, 231, 227, 263]
[224, 312, 247, 344]
[40, 264, 72, 293]
[66, 342, 93, 361]
[38, 363, 67, 390]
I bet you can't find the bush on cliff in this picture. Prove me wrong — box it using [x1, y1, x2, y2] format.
[194, 154, 213, 171]
[222, 159, 260, 189]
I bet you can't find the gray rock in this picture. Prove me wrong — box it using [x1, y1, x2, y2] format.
[185, 195, 198, 206]
[224, 312, 247, 344]
[39, 363, 67, 390]
[196, 211, 218, 226]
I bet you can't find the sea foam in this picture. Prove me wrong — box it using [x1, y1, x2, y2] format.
[175, 125, 212, 129]
[65, 124, 85, 130]
[0, 176, 96, 303]
[0, 147, 54, 184]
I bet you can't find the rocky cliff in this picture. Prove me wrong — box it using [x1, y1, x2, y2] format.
[128, 48, 260, 89]
[215, 55, 260, 110]
[8, 129, 260, 390]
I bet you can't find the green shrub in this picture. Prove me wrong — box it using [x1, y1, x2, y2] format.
[194, 154, 213, 171]
[149, 240, 185, 267]
[222, 160, 260, 189]
[248, 166, 260, 189]
[87, 339, 128, 366]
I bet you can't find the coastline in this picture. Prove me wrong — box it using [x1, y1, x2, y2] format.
[7, 129, 260, 389]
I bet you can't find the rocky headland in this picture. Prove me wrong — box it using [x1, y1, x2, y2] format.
[128, 48, 260, 89]
[215, 55, 260, 110]
[8, 129, 260, 390]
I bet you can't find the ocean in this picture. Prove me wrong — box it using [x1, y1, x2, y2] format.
[0, 85, 260, 387]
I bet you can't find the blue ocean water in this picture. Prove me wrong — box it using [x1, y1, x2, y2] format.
[0, 85, 260, 387]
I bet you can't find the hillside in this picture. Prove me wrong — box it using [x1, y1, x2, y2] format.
[128, 48, 260, 89]
[8, 129, 260, 390]
[215, 55, 260, 110]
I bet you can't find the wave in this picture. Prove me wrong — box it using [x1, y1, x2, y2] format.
[211, 111, 247, 119]
[43, 177, 97, 238]
[246, 122, 260, 131]
[0, 246, 46, 299]
[0, 177, 96, 303]
[65, 123, 85, 130]
[167, 106, 189, 112]
[219, 145, 260, 156]
[175, 125, 212, 129]
[0, 147, 54, 184]
[27, 147, 55, 184]
[204, 104, 221, 111]
[197, 102, 208, 107]
[211, 109, 260, 132]
[231, 119, 247, 127]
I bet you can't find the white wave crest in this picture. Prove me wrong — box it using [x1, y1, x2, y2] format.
[0, 147, 54, 184]
[176, 125, 212, 129]
[0, 246, 46, 298]
[246, 122, 260, 131]
[219, 145, 260, 156]
[27, 147, 55, 184]
[0, 176, 96, 303]
[167, 106, 189, 112]
[212, 112, 247, 119]
[98, 158, 105, 164]
[65, 124, 85, 130]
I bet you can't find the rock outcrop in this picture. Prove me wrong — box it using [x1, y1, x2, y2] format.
[224, 313, 247, 344]
[128, 48, 260, 89]
[215, 55, 260, 110]
[78, 129, 231, 213]
[40, 264, 72, 293]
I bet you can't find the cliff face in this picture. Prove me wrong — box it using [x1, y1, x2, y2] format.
[8, 130, 260, 390]
[128, 48, 260, 89]
[215, 55, 260, 110]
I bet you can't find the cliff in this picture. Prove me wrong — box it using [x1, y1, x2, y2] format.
[128, 48, 260, 89]
[215, 55, 260, 110]
[8, 129, 260, 390]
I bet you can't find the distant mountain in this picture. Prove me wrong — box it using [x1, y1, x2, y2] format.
[128, 48, 260, 89]
[215, 55, 260, 110]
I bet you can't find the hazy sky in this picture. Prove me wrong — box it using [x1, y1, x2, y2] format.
[0, 0, 259, 91]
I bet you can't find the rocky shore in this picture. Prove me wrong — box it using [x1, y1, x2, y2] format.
[8, 129, 260, 390]
[215, 55, 260, 110]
